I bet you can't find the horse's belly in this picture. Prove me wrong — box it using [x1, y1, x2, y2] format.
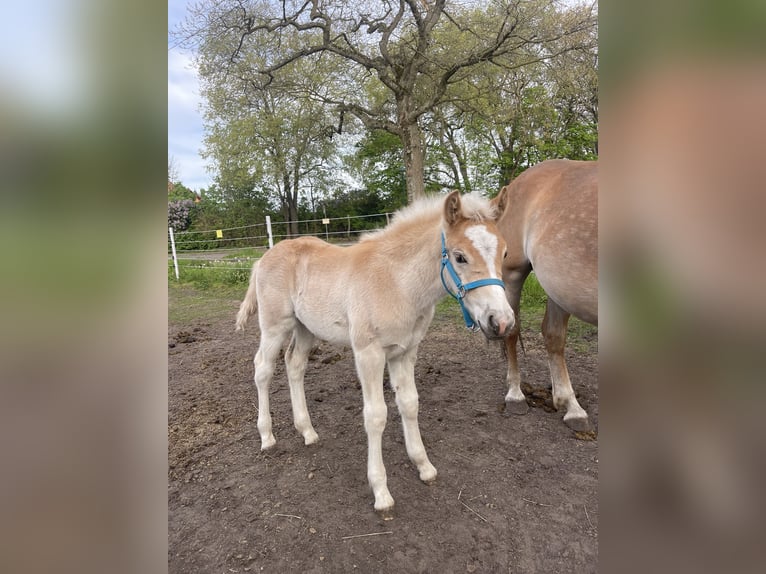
[295, 309, 351, 346]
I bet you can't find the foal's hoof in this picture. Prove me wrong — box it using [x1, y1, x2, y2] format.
[504, 398, 529, 415]
[376, 507, 395, 521]
[303, 430, 319, 446]
[375, 503, 395, 521]
[419, 465, 437, 485]
[260, 435, 277, 451]
[564, 415, 593, 434]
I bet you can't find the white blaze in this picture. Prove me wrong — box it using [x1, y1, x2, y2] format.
[465, 225, 499, 278]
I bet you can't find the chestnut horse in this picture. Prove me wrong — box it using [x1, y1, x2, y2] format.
[236, 191, 514, 516]
[493, 159, 597, 432]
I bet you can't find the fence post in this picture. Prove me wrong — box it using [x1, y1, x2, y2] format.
[168, 227, 180, 280]
[265, 215, 273, 248]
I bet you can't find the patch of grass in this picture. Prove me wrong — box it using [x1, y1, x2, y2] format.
[520, 273, 547, 314]
[169, 259, 255, 290]
[168, 282, 245, 325]
[434, 296, 464, 323]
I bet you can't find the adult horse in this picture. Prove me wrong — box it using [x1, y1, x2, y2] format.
[236, 191, 514, 516]
[493, 159, 597, 432]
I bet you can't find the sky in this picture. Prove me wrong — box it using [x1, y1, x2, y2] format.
[168, 0, 213, 192]
[0, 0, 85, 115]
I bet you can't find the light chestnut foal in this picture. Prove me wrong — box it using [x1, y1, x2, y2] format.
[236, 191, 514, 516]
[492, 159, 597, 432]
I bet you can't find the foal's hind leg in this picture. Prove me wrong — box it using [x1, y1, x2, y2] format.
[503, 267, 531, 415]
[285, 323, 319, 446]
[542, 299, 591, 432]
[253, 327, 290, 450]
[388, 348, 437, 484]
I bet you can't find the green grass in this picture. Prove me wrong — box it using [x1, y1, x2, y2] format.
[169, 259, 254, 289]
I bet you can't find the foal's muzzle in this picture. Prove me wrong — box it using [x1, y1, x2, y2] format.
[480, 313, 514, 340]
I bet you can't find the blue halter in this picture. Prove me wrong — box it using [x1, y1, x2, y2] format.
[440, 231, 506, 331]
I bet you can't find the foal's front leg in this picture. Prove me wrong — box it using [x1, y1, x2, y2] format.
[353, 344, 394, 515]
[388, 348, 437, 484]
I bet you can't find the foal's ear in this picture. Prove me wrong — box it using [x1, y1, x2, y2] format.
[444, 190, 462, 226]
[491, 186, 508, 220]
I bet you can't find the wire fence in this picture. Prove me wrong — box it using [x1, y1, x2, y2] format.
[168, 211, 393, 280]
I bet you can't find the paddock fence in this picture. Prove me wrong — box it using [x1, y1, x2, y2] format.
[168, 212, 393, 280]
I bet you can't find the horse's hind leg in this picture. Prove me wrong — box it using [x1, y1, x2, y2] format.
[503, 267, 531, 415]
[285, 323, 319, 446]
[254, 327, 290, 450]
[388, 348, 437, 484]
[542, 299, 591, 432]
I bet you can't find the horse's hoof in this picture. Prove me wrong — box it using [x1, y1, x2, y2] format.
[303, 430, 319, 446]
[564, 415, 593, 434]
[419, 466, 437, 484]
[504, 398, 529, 415]
[421, 474, 437, 486]
[260, 436, 277, 450]
[375, 502, 395, 521]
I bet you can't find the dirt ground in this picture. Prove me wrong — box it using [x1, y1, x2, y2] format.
[168, 289, 598, 573]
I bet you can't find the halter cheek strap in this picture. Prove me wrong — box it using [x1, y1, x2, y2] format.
[440, 232, 506, 331]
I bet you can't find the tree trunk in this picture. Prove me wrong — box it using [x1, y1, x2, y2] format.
[402, 121, 426, 203]
[282, 173, 300, 237]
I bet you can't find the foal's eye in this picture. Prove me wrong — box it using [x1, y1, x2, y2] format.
[455, 252, 467, 264]
[503, 249, 508, 260]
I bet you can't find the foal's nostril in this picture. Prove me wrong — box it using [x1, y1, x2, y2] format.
[489, 315, 498, 334]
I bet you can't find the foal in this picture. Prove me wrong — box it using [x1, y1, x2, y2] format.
[236, 191, 514, 515]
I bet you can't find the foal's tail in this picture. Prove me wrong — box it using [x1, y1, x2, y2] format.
[235, 260, 260, 331]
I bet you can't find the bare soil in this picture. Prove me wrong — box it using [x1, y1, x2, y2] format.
[168, 288, 598, 573]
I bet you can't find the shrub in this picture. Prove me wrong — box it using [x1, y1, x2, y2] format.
[168, 200, 196, 232]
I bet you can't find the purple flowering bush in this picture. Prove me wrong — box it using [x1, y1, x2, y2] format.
[168, 200, 196, 231]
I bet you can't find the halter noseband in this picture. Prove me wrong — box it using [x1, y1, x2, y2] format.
[440, 231, 506, 331]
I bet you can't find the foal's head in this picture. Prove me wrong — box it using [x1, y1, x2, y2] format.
[441, 191, 515, 339]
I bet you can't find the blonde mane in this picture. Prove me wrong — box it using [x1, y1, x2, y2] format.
[360, 192, 497, 243]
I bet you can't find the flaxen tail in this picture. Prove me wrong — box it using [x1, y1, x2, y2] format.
[235, 260, 260, 331]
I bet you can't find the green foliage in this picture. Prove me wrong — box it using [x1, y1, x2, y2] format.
[345, 130, 407, 213]
[168, 181, 197, 202]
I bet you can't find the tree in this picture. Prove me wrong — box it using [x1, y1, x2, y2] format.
[423, 1, 598, 190]
[192, 8, 344, 236]
[176, 0, 597, 203]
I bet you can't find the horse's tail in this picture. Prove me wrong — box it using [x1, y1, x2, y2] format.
[235, 259, 261, 331]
